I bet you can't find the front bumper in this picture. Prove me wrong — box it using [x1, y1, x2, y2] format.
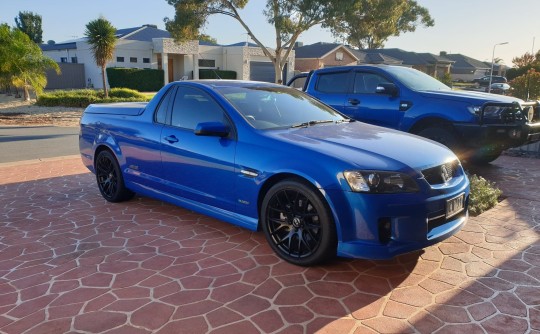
[326, 174, 470, 260]
[454, 123, 532, 149]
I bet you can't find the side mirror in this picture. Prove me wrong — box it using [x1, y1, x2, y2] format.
[194, 122, 230, 137]
[376, 83, 398, 97]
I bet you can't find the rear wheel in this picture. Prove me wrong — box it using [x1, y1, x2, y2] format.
[95, 150, 135, 202]
[261, 179, 337, 266]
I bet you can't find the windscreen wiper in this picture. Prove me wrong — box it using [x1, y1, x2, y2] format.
[291, 120, 335, 128]
[335, 119, 355, 123]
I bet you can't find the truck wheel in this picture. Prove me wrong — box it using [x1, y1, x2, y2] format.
[417, 126, 458, 151]
[468, 148, 502, 164]
[95, 150, 135, 202]
[261, 179, 337, 266]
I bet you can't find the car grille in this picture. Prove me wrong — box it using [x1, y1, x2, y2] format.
[483, 104, 526, 123]
[422, 160, 460, 185]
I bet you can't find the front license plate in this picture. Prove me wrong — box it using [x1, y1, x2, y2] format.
[446, 193, 465, 219]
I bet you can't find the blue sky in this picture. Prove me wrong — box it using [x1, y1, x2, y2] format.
[1, 0, 539, 66]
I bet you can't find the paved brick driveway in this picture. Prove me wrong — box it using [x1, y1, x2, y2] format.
[0, 155, 538, 334]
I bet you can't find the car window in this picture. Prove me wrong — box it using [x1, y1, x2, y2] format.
[170, 86, 228, 130]
[218, 86, 346, 130]
[353, 72, 391, 94]
[315, 72, 350, 93]
[154, 86, 175, 124]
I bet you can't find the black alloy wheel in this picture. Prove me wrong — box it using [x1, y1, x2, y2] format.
[261, 179, 336, 266]
[95, 150, 134, 202]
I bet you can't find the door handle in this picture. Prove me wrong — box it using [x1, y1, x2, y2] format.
[164, 135, 179, 143]
[348, 98, 360, 106]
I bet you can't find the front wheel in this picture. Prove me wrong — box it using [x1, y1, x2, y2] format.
[95, 150, 135, 202]
[416, 126, 458, 151]
[468, 148, 502, 164]
[261, 179, 337, 266]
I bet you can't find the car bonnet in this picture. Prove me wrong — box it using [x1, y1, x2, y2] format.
[268, 122, 457, 171]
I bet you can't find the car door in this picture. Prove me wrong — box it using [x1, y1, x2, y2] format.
[344, 71, 402, 128]
[160, 85, 237, 211]
[121, 86, 175, 191]
[309, 71, 351, 116]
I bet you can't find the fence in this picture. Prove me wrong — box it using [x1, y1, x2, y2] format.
[45, 63, 86, 89]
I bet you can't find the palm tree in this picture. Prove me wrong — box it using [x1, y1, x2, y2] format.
[84, 18, 117, 98]
[0, 24, 59, 101]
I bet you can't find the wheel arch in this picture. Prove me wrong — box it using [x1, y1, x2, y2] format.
[93, 144, 118, 169]
[408, 116, 456, 134]
[256, 172, 342, 240]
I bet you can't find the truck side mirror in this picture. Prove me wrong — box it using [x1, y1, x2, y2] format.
[376, 83, 398, 97]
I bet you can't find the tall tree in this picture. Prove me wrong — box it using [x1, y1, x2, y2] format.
[0, 24, 59, 100]
[164, 0, 349, 83]
[512, 51, 540, 68]
[15, 11, 43, 44]
[330, 0, 434, 49]
[84, 17, 117, 97]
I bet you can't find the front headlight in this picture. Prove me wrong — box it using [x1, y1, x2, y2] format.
[343, 171, 419, 193]
[467, 105, 482, 115]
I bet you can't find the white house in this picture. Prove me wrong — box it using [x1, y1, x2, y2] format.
[41, 24, 295, 89]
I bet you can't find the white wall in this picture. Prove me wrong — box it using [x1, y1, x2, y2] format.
[112, 40, 155, 70]
[74, 39, 156, 89]
[223, 47, 245, 79]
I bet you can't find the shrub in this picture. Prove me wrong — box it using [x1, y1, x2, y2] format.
[108, 87, 145, 99]
[468, 174, 502, 216]
[199, 69, 237, 80]
[509, 69, 540, 100]
[437, 72, 453, 87]
[36, 89, 151, 108]
[107, 67, 164, 91]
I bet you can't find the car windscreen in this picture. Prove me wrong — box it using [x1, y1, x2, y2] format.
[217, 86, 347, 130]
[385, 66, 451, 91]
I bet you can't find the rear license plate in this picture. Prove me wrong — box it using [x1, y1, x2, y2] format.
[446, 193, 464, 219]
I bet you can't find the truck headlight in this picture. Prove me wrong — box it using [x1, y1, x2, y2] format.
[467, 106, 481, 115]
[344, 171, 419, 193]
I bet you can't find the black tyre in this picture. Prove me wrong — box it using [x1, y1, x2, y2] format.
[468, 148, 502, 164]
[95, 150, 135, 202]
[417, 126, 458, 151]
[261, 179, 337, 266]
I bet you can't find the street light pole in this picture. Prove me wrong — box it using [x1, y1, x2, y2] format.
[488, 42, 509, 93]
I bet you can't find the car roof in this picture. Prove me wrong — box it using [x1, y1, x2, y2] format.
[175, 80, 283, 89]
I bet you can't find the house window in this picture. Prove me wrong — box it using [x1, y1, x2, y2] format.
[335, 52, 344, 61]
[60, 57, 67, 63]
[71, 57, 78, 64]
[117, 57, 124, 62]
[198, 59, 216, 68]
[130, 57, 137, 63]
[143, 57, 150, 64]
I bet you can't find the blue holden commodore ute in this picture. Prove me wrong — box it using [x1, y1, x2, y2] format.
[79, 80, 469, 266]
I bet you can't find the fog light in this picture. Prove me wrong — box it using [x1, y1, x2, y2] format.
[509, 129, 521, 139]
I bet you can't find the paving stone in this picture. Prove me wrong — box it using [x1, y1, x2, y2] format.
[481, 314, 529, 334]
[1, 154, 539, 333]
[468, 302, 497, 321]
[131, 302, 174, 331]
[73, 311, 127, 332]
[279, 306, 314, 324]
[492, 292, 528, 317]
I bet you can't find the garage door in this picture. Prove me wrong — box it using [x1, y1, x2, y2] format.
[249, 61, 275, 83]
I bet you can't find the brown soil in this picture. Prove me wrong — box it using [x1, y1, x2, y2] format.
[0, 94, 83, 127]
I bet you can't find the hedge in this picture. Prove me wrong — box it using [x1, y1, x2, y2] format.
[36, 88, 151, 108]
[106, 67, 164, 91]
[199, 69, 237, 80]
